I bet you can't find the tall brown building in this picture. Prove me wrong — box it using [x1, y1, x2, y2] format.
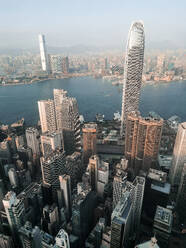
[82, 123, 97, 165]
[125, 112, 163, 174]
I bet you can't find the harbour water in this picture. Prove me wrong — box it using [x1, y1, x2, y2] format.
[0, 77, 186, 125]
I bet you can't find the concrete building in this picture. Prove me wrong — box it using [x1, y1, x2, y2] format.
[120, 21, 145, 136]
[176, 163, 186, 221]
[54, 229, 70, 248]
[41, 132, 63, 157]
[110, 176, 145, 248]
[153, 206, 173, 242]
[38, 100, 57, 133]
[8, 168, 18, 188]
[19, 221, 41, 248]
[53, 89, 81, 155]
[41, 150, 66, 192]
[0, 234, 14, 248]
[113, 159, 128, 209]
[26, 127, 40, 156]
[38, 34, 49, 72]
[49, 55, 63, 74]
[59, 174, 72, 218]
[65, 152, 82, 189]
[125, 112, 163, 174]
[135, 237, 159, 248]
[170, 122, 186, 185]
[3, 191, 25, 238]
[82, 123, 97, 165]
[62, 57, 69, 74]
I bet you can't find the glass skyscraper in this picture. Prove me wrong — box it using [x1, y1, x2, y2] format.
[120, 21, 145, 136]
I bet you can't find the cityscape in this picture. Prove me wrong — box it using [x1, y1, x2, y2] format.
[0, 1, 186, 248]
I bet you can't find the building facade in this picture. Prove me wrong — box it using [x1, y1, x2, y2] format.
[38, 34, 49, 72]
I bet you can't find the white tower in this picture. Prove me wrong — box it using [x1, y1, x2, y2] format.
[120, 21, 145, 136]
[38, 34, 49, 72]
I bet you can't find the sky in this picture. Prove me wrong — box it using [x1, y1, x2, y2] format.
[0, 0, 186, 49]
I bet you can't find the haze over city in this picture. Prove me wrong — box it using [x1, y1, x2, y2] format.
[0, 0, 186, 50]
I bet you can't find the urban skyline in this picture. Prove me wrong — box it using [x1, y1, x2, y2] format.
[0, 6, 186, 247]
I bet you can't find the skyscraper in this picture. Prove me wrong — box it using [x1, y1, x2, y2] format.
[38, 34, 49, 72]
[49, 55, 63, 74]
[170, 122, 186, 186]
[59, 174, 72, 218]
[41, 150, 66, 192]
[3, 192, 25, 239]
[176, 163, 186, 221]
[53, 89, 81, 154]
[125, 112, 163, 174]
[26, 127, 40, 156]
[41, 131, 63, 157]
[120, 21, 145, 136]
[54, 229, 70, 248]
[82, 123, 97, 165]
[38, 100, 57, 133]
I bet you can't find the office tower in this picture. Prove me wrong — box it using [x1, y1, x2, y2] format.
[38, 100, 57, 134]
[72, 187, 97, 245]
[0, 140, 12, 164]
[82, 123, 97, 165]
[38, 34, 49, 72]
[41, 132, 63, 157]
[49, 55, 63, 74]
[41, 150, 66, 192]
[87, 156, 98, 190]
[176, 163, 186, 221]
[54, 229, 70, 248]
[59, 175, 72, 218]
[170, 122, 186, 186]
[3, 192, 25, 237]
[0, 234, 14, 248]
[19, 221, 41, 248]
[62, 57, 69, 74]
[53, 89, 81, 154]
[110, 176, 145, 248]
[26, 127, 40, 156]
[113, 162, 128, 209]
[8, 168, 18, 188]
[66, 152, 82, 189]
[120, 21, 145, 136]
[125, 112, 163, 174]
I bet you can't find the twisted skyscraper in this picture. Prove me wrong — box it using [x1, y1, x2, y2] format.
[120, 21, 145, 136]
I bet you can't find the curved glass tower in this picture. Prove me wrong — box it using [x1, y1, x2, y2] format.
[120, 21, 145, 136]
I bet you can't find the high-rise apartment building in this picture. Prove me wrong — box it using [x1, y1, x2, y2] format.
[41, 132, 63, 157]
[120, 21, 145, 136]
[38, 34, 49, 72]
[41, 150, 66, 192]
[59, 174, 72, 218]
[38, 100, 57, 133]
[125, 112, 163, 174]
[170, 122, 186, 186]
[26, 127, 40, 156]
[82, 123, 97, 165]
